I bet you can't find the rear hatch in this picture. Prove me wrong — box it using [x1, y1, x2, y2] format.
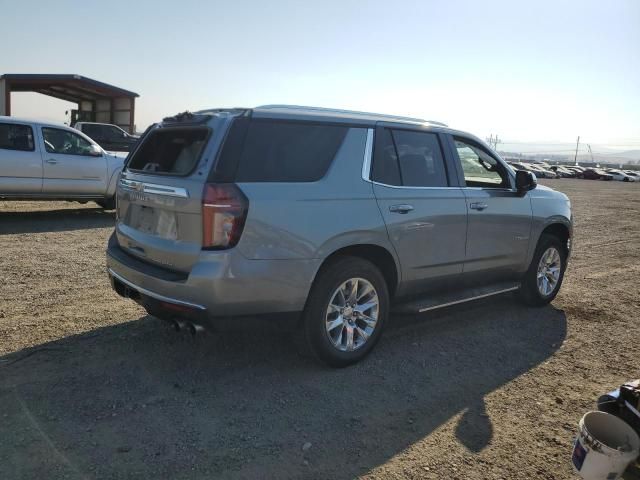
[115, 111, 243, 273]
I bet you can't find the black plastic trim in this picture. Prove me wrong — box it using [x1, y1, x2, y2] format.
[107, 233, 188, 282]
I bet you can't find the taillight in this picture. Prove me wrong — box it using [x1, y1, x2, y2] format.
[202, 183, 248, 250]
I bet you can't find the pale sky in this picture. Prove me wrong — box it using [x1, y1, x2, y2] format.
[1, 0, 639, 152]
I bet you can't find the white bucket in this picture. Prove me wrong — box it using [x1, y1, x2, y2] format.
[572, 411, 640, 480]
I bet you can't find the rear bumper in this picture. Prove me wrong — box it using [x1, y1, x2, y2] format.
[106, 232, 319, 322]
[109, 268, 210, 324]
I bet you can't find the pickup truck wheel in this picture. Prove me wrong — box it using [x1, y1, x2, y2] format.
[96, 196, 116, 210]
[518, 234, 567, 307]
[301, 257, 389, 368]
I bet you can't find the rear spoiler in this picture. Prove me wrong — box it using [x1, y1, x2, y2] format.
[163, 109, 250, 126]
[162, 111, 212, 125]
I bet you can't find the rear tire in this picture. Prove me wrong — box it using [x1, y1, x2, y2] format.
[518, 234, 567, 307]
[97, 196, 116, 210]
[301, 256, 389, 367]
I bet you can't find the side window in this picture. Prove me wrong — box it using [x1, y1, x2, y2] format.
[371, 128, 401, 185]
[107, 126, 125, 140]
[82, 125, 100, 140]
[372, 128, 448, 187]
[234, 121, 348, 182]
[0, 123, 35, 151]
[42, 128, 94, 156]
[454, 138, 509, 188]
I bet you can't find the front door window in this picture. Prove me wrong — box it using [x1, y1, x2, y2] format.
[455, 139, 509, 188]
[42, 128, 94, 156]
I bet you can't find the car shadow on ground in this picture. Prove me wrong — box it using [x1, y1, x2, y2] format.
[0, 207, 114, 235]
[0, 296, 566, 479]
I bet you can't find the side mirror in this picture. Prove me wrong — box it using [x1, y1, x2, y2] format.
[88, 144, 103, 157]
[515, 170, 537, 193]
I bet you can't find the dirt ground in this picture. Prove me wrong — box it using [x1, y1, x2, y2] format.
[1, 179, 639, 480]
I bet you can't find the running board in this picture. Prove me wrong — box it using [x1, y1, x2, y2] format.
[392, 282, 521, 314]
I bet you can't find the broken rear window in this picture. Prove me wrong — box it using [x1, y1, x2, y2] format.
[127, 127, 209, 175]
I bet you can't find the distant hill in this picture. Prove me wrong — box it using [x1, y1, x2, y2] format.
[603, 150, 640, 161]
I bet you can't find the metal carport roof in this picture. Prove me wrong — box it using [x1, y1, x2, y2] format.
[0, 74, 139, 103]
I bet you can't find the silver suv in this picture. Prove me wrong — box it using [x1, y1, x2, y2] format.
[107, 105, 572, 367]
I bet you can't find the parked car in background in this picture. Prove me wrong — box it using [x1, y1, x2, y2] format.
[581, 168, 613, 181]
[107, 105, 573, 367]
[623, 170, 640, 180]
[526, 164, 557, 178]
[0, 116, 123, 208]
[74, 122, 139, 152]
[533, 161, 552, 170]
[507, 162, 551, 178]
[605, 169, 637, 182]
[550, 166, 576, 178]
[566, 166, 586, 174]
[507, 161, 529, 172]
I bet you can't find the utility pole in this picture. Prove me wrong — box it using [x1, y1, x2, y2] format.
[486, 134, 500, 151]
[573, 136, 580, 165]
[587, 144, 594, 163]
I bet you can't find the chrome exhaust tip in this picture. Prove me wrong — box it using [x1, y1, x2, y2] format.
[188, 323, 205, 336]
[173, 320, 186, 332]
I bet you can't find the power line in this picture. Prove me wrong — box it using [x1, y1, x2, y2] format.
[500, 140, 640, 147]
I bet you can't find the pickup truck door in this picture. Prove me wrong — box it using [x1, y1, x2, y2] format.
[448, 135, 532, 280]
[0, 121, 42, 194]
[40, 126, 108, 196]
[370, 126, 468, 295]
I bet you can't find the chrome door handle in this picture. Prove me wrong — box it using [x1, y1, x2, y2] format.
[470, 202, 488, 211]
[389, 204, 414, 214]
[46, 158, 58, 164]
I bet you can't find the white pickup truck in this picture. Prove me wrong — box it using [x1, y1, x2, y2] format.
[0, 116, 126, 209]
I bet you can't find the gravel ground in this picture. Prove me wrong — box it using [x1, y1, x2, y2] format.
[0, 179, 639, 479]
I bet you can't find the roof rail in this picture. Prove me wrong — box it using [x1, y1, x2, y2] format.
[255, 104, 447, 127]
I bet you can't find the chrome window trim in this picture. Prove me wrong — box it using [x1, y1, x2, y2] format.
[370, 181, 460, 190]
[462, 186, 518, 193]
[119, 178, 189, 198]
[361, 128, 374, 181]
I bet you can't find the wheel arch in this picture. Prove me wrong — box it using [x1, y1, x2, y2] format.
[105, 163, 124, 198]
[315, 244, 400, 297]
[539, 221, 571, 257]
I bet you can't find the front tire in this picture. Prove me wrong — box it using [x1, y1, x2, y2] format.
[301, 256, 389, 367]
[518, 234, 567, 307]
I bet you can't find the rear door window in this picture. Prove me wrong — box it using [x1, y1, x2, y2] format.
[127, 127, 209, 175]
[0, 122, 35, 151]
[234, 121, 348, 182]
[372, 128, 448, 187]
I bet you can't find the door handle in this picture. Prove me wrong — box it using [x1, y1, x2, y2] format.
[470, 202, 488, 211]
[45, 158, 58, 164]
[389, 204, 414, 214]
